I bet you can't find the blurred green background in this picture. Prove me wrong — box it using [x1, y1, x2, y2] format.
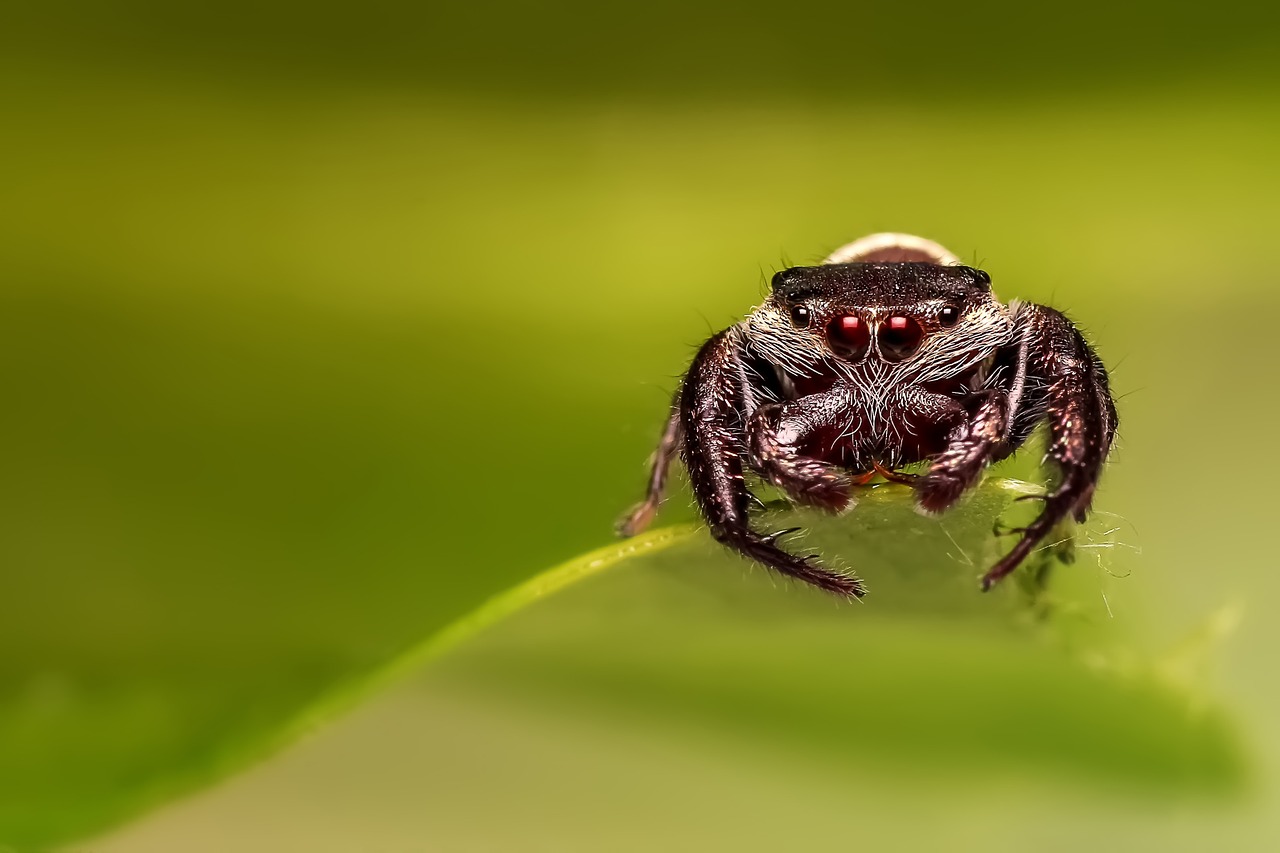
[2, 0, 1280, 849]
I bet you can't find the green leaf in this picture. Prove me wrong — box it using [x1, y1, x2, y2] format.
[411, 478, 1247, 794]
[5, 478, 1246, 850]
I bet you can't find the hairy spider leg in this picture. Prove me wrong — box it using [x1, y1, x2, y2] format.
[978, 306, 1117, 591]
[681, 329, 866, 598]
[616, 398, 682, 537]
[916, 389, 1011, 513]
[747, 395, 854, 511]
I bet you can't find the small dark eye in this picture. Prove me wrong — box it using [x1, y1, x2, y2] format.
[971, 269, 991, 288]
[790, 304, 811, 328]
[939, 305, 961, 327]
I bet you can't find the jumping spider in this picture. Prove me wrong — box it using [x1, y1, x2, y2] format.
[618, 233, 1117, 598]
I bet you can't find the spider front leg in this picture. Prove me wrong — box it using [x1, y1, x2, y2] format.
[916, 389, 1010, 514]
[747, 391, 855, 512]
[616, 398, 682, 537]
[979, 306, 1118, 591]
[679, 329, 865, 598]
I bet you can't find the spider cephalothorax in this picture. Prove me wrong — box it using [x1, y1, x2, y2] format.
[618, 233, 1117, 598]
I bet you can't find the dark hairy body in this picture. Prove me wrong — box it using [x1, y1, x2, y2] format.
[618, 233, 1117, 598]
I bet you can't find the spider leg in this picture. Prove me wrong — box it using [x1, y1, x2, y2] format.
[916, 390, 1010, 514]
[681, 329, 865, 598]
[747, 393, 854, 512]
[979, 306, 1117, 591]
[616, 399, 682, 537]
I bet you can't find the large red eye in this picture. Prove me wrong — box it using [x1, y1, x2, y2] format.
[827, 314, 870, 361]
[878, 315, 924, 362]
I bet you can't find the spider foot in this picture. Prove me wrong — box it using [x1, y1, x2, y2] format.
[992, 521, 1031, 538]
[915, 468, 975, 514]
[616, 500, 660, 538]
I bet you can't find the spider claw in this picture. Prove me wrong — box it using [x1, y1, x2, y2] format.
[980, 552, 1022, 591]
[761, 526, 802, 546]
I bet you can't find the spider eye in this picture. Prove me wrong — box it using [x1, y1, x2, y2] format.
[789, 304, 811, 328]
[878, 315, 924, 362]
[939, 304, 961, 327]
[826, 314, 870, 361]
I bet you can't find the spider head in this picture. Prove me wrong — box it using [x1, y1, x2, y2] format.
[747, 262, 1010, 377]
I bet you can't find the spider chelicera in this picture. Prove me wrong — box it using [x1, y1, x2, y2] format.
[618, 233, 1118, 598]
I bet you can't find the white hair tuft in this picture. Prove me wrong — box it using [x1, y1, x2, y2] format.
[823, 233, 960, 266]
